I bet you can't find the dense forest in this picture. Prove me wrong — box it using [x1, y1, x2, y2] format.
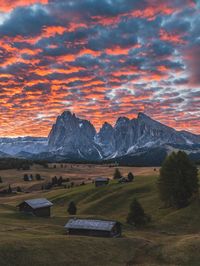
[0, 158, 32, 170]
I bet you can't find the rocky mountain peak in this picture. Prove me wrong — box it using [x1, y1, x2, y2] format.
[115, 116, 130, 127]
[0, 111, 199, 162]
[58, 110, 76, 122]
[42, 111, 200, 161]
[101, 122, 113, 130]
[61, 110, 73, 117]
[48, 110, 100, 159]
[137, 112, 151, 120]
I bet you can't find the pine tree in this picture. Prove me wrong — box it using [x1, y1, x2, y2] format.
[8, 184, 12, 194]
[158, 151, 198, 208]
[35, 174, 41, 181]
[127, 198, 148, 227]
[113, 168, 122, 179]
[57, 176, 63, 186]
[23, 174, 29, 181]
[67, 201, 77, 215]
[127, 172, 134, 182]
[17, 186, 22, 192]
[52, 176, 58, 185]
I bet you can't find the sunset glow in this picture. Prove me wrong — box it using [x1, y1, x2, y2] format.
[0, 0, 199, 136]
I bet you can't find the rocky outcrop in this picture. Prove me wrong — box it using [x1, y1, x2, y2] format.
[48, 111, 102, 160]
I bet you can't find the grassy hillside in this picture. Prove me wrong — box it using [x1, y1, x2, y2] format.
[0, 172, 200, 266]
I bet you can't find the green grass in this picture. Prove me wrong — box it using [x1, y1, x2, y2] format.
[0, 174, 200, 265]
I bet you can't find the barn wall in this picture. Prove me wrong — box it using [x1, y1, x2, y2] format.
[110, 223, 121, 237]
[68, 229, 112, 237]
[19, 203, 33, 213]
[95, 181, 108, 187]
[33, 207, 51, 217]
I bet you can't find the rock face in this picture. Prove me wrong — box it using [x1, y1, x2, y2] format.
[95, 122, 115, 156]
[47, 111, 200, 160]
[97, 112, 200, 158]
[0, 110, 199, 162]
[48, 111, 101, 160]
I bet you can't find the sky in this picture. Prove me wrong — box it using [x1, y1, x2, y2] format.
[0, 0, 199, 137]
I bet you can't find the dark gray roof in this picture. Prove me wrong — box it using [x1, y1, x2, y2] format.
[95, 177, 109, 182]
[24, 198, 53, 209]
[65, 219, 117, 231]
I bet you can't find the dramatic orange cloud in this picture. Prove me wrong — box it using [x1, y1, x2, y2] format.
[0, 0, 198, 137]
[0, 0, 48, 12]
[159, 29, 186, 44]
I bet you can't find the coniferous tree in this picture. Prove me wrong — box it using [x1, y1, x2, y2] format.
[127, 198, 148, 227]
[23, 174, 29, 181]
[67, 201, 77, 215]
[113, 168, 122, 179]
[57, 176, 63, 186]
[8, 184, 12, 194]
[158, 151, 198, 208]
[35, 174, 41, 181]
[52, 176, 58, 185]
[127, 172, 134, 182]
[17, 186, 22, 192]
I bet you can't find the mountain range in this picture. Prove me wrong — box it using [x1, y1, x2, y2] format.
[0, 111, 199, 165]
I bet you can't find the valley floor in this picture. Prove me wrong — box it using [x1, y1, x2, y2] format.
[0, 165, 199, 266]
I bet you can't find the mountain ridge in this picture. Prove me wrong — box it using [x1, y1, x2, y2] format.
[47, 111, 200, 162]
[0, 111, 199, 164]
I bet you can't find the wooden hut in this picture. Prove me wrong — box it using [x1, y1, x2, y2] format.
[95, 177, 109, 187]
[18, 198, 53, 217]
[65, 218, 121, 237]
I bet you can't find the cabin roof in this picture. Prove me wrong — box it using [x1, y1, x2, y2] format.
[22, 198, 53, 209]
[65, 218, 118, 231]
[95, 177, 109, 182]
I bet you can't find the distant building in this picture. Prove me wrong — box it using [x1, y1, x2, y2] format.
[65, 218, 121, 237]
[17, 198, 53, 217]
[95, 177, 109, 187]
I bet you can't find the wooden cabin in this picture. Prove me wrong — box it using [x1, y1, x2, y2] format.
[65, 218, 121, 237]
[18, 198, 53, 217]
[95, 177, 109, 187]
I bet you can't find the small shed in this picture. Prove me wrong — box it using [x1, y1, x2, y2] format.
[95, 177, 109, 187]
[18, 198, 53, 217]
[65, 218, 121, 237]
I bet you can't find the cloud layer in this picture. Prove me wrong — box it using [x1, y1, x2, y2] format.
[0, 0, 199, 136]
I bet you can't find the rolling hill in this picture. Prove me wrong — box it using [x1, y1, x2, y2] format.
[0, 172, 199, 266]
